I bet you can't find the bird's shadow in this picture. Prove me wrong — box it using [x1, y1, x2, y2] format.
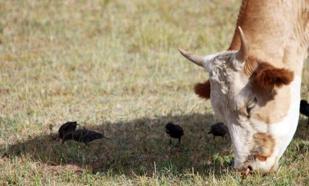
[1, 113, 308, 177]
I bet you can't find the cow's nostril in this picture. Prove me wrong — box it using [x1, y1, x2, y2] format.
[242, 165, 253, 177]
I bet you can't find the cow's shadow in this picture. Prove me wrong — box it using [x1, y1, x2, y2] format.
[1, 113, 308, 176]
[1, 113, 235, 176]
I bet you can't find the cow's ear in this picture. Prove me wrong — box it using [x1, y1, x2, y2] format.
[251, 62, 294, 90]
[194, 80, 210, 99]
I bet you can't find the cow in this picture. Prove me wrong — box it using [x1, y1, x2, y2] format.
[179, 0, 309, 173]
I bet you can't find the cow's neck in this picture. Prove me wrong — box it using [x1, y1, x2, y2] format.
[229, 0, 309, 75]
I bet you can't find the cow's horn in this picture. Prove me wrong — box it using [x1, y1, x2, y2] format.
[236, 26, 249, 62]
[178, 48, 205, 67]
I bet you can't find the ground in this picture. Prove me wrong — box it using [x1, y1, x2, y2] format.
[0, 0, 308, 185]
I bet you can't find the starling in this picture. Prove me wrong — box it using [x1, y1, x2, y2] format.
[62, 128, 109, 144]
[208, 122, 228, 139]
[58, 121, 78, 139]
[165, 122, 184, 144]
[300, 99, 309, 124]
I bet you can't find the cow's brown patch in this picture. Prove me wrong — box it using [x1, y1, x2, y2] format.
[194, 80, 210, 99]
[252, 132, 275, 160]
[251, 62, 294, 91]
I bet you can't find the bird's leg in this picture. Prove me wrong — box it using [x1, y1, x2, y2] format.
[174, 138, 181, 148]
[176, 137, 181, 147]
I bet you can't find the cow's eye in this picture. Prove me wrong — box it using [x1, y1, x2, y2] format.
[246, 97, 257, 117]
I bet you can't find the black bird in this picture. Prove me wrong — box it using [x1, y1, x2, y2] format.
[208, 122, 228, 139]
[62, 128, 109, 144]
[300, 99, 309, 124]
[58, 121, 78, 140]
[165, 122, 184, 144]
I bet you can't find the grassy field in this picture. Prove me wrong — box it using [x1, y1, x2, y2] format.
[0, 0, 308, 185]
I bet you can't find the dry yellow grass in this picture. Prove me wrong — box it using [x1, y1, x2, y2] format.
[0, 0, 308, 185]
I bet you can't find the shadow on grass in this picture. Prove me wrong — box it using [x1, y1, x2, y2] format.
[2, 114, 308, 177]
[1, 113, 234, 176]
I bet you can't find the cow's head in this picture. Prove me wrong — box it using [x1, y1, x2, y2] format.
[179, 27, 297, 173]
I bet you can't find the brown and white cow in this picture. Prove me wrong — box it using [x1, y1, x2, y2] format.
[179, 0, 309, 173]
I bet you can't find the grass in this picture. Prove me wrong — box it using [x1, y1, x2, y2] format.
[0, 0, 308, 185]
